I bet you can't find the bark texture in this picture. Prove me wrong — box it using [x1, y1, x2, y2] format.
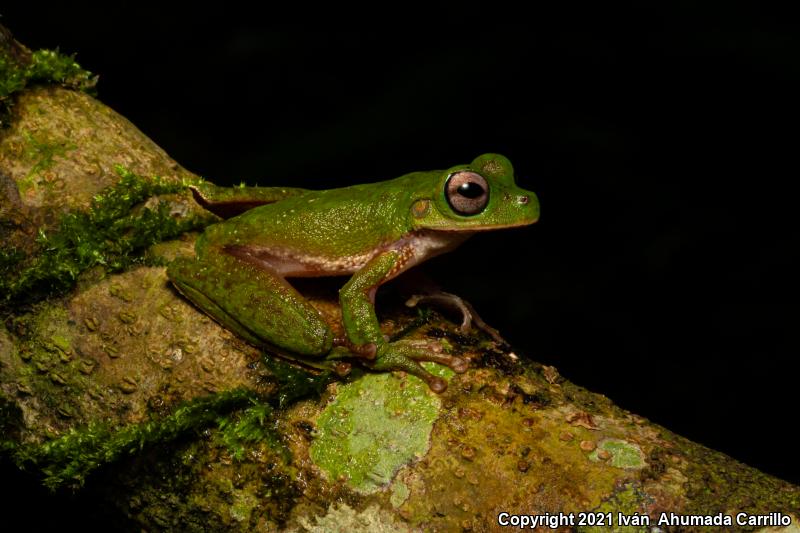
[1, 26, 798, 532]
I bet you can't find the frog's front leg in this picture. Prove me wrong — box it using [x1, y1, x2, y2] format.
[340, 251, 468, 392]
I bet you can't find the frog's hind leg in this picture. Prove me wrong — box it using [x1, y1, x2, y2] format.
[167, 252, 334, 357]
[189, 183, 309, 219]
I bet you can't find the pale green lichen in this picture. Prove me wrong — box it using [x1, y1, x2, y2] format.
[310, 365, 449, 494]
[295, 504, 414, 533]
[589, 438, 646, 469]
[389, 479, 410, 508]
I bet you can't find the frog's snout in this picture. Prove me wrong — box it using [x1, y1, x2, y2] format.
[517, 189, 540, 224]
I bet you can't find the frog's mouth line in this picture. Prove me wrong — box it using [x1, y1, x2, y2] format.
[428, 218, 539, 232]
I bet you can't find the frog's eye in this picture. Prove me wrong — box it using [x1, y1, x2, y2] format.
[445, 171, 489, 216]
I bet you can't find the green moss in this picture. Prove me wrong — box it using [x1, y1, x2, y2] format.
[310, 366, 445, 494]
[0, 247, 25, 274]
[262, 356, 336, 408]
[8, 388, 257, 489]
[10, 305, 86, 422]
[18, 130, 77, 193]
[116, 434, 297, 531]
[49, 333, 71, 353]
[297, 504, 414, 533]
[230, 490, 258, 523]
[0, 48, 96, 127]
[0, 166, 209, 307]
[216, 401, 285, 461]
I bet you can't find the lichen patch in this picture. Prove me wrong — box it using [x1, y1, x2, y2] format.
[589, 438, 646, 469]
[310, 370, 442, 494]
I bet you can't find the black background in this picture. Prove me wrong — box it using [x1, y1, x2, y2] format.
[2, 5, 798, 529]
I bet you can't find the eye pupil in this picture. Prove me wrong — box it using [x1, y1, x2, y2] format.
[458, 182, 484, 199]
[445, 171, 490, 216]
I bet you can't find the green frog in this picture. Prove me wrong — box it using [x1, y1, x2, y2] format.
[167, 154, 539, 392]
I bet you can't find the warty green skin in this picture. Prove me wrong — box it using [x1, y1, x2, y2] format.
[167, 154, 539, 392]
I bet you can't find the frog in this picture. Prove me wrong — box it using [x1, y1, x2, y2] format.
[167, 153, 539, 392]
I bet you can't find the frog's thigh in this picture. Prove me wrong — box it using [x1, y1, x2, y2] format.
[168, 254, 333, 357]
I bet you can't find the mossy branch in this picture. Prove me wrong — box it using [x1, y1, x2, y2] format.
[0, 33, 97, 127]
[11, 388, 259, 490]
[0, 166, 208, 308]
[1, 22, 798, 532]
[3, 351, 340, 490]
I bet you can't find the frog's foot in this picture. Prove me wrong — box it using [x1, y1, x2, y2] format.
[331, 337, 378, 360]
[405, 291, 507, 344]
[370, 340, 468, 393]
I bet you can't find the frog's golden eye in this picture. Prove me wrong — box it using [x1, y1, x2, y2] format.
[445, 171, 489, 215]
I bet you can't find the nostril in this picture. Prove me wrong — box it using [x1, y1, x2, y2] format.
[518, 195, 529, 205]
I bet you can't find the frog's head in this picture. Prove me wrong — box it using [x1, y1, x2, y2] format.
[410, 153, 539, 232]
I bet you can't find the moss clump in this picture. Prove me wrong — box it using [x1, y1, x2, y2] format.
[9, 388, 257, 489]
[0, 48, 97, 127]
[262, 356, 336, 408]
[216, 401, 285, 461]
[0, 166, 208, 307]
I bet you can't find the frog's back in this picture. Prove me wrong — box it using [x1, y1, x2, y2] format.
[204, 173, 426, 264]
